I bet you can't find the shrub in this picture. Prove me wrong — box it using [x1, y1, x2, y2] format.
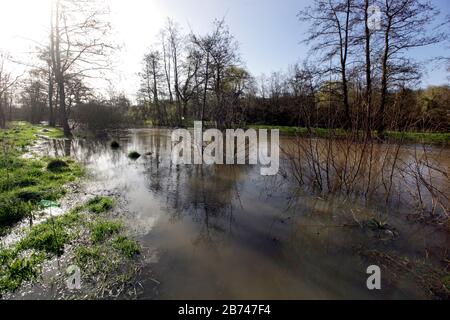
[128, 151, 141, 160]
[46, 159, 68, 172]
[110, 141, 120, 149]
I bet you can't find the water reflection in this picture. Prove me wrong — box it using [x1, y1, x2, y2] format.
[37, 129, 449, 299]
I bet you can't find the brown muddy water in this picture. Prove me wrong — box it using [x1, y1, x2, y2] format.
[28, 129, 450, 299]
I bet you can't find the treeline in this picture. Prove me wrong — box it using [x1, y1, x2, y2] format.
[0, 0, 449, 136]
[136, 18, 250, 129]
[135, 0, 449, 134]
[245, 75, 450, 132]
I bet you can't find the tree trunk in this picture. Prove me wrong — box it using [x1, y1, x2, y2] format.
[151, 60, 161, 125]
[378, 16, 392, 140]
[162, 40, 173, 104]
[48, 65, 55, 127]
[51, 0, 71, 137]
[0, 99, 5, 128]
[201, 53, 210, 126]
[342, 0, 351, 130]
[58, 80, 71, 136]
[364, 0, 372, 138]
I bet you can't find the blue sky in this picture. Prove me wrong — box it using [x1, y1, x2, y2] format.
[151, 0, 449, 86]
[164, 0, 450, 85]
[0, 0, 448, 98]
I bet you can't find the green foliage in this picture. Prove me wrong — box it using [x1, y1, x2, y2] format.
[112, 236, 140, 258]
[248, 125, 450, 145]
[0, 248, 44, 293]
[110, 141, 120, 149]
[86, 196, 115, 214]
[128, 151, 141, 159]
[365, 218, 387, 230]
[0, 197, 33, 235]
[0, 123, 82, 231]
[74, 245, 102, 267]
[90, 220, 122, 243]
[46, 159, 69, 172]
[17, 220, 70, 256]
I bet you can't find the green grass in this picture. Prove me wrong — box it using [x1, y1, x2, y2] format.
[0, 209, 78, 293]
[74, 245, 103, 268]
[0, 195, 133, 294]
[0, 211, 81, 293]
[385, 131, 450, 145]
[248, 125, 346, 137]
[90, 220, 122, 243]
[0, 248, 44, 293]
[112, 236, 140, 258]
[35, 125, 65, 139]
[46, 159, 69, 172]
[85, 196, 115, 214]
[0, 123, 141, 296]
[0, 123, 82, 235]
[247, 124, 450, 145]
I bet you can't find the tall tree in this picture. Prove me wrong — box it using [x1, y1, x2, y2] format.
[0, 53, 19, 128]
[49, 0, 114, 136]
[376, 0, 442, 139]
[139, 50, 164, 124]
[299, 0, 357, 129]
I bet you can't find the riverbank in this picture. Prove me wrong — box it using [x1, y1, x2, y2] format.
[0, 122, 142, 299]
[248, 125, 450, 145]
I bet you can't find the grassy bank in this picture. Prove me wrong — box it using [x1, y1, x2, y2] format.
[0, 122, 141, 298]
[0, 122, 81, 235]
[248, 125, 450, 145]
[0, 196, 140, 296]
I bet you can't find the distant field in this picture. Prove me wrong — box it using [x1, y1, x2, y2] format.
[248, 125, 450, 145]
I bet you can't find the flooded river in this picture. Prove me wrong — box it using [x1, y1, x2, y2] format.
[33, 128, 450, 299]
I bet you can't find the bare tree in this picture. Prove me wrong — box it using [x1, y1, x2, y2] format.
[375, 0, 442, 139]
[165, 19, 184, 124]
[299, 0, 357, 129]
[0, 53, 20, 128]
[49, 0, 114, 136]
[192, 19, 240, 127]
[139, 50, 164, 124]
